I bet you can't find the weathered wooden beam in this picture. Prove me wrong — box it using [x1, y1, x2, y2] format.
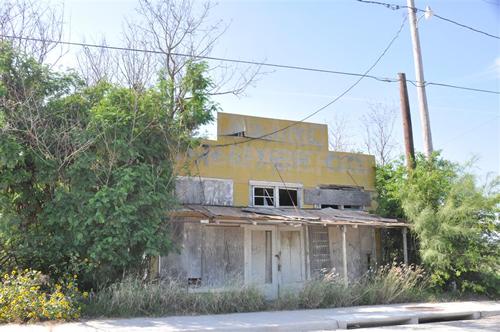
[342, 225, 348, 287]
[402, 227, 409, 265]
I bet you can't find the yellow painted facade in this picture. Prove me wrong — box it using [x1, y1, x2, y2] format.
[180, 112, 376, 208]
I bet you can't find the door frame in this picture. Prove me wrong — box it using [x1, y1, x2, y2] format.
[243, 224, 308, 298]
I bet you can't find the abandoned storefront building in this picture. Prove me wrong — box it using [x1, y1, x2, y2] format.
[158, 112, 407, 298]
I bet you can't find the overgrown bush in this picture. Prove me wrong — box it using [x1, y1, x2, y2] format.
[0, 42, 217, 288]
[0, 269, 86, 323]
[376, 153, 500, 296]
[83, 276, 266, 317]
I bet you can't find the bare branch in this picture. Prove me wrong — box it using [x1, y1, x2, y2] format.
[361, 102, 399, 165]
[0, 0, 65, 65]
[328, 113, 356, 152]
[76, 36, 117, 85]
[76, 0, 264, 97]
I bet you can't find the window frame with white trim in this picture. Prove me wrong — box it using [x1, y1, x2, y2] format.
[249, 180, 303, 208]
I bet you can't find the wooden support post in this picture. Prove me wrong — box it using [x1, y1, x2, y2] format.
[341, 225, 348, 287]
[402, 227, 409, 265]
[399, 72, 415, 170]
[304, 225, 311, 280]
[371, 228, 377, 269]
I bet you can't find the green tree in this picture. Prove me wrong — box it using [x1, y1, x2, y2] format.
[0, 42, 217, 287]
[376, 153, 500, 295]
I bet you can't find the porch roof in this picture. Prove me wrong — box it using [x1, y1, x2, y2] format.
[170, 205, 407, 228]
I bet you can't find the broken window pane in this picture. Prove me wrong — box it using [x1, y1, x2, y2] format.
[253, 187, 274, 206]
[279, 188, 298, 207]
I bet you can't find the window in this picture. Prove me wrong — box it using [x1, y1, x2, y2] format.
[279, 188, 298, 207]
[228, 131, 245, 137]
[343, 205, 361, 211]
[321, 204, 361, 210]
[321, 204, 340, 209]
[253, 187, 274, 206]
[251, 182, 301, 208]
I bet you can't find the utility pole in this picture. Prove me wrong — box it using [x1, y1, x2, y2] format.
[398, 73, 415, 170]
[407, 0, 433, 158]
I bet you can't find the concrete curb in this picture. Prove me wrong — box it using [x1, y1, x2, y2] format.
[1, 301, 499, 331]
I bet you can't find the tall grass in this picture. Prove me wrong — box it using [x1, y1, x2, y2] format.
[83, 277, 266, 318]
[83, 264, 430, 318]
[296, 264, 429, 309]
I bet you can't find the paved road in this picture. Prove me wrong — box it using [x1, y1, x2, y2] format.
[338, 314, 500, 332]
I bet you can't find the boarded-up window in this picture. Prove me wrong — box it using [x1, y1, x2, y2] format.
[160, 224, 244, 288]
[308, 225, 332, 276]
[203, 226, 244, 287]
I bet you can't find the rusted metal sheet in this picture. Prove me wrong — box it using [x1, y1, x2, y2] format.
[304, 188, 371, 206]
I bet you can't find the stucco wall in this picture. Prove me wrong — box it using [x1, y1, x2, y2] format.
[178, 112, 376, 208]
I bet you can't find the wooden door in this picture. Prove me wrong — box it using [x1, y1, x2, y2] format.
[244, 226, 278, 298]
[279, 229, 305, 289]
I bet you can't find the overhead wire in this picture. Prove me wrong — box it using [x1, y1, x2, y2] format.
[1, 21, 498, 153]
[210, 14, 409, 148]
[1, 34, 498, 94]
[355, 0, 500, 40]
[441, 115, 500, 145]
[273, 163, 299, 212]
[0, 34, 397, 84]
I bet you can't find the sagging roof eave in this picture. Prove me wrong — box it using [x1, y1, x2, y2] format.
[169, 205, 409, 228]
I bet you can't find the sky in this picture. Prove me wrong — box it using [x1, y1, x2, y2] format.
[48, 0, 499, 176]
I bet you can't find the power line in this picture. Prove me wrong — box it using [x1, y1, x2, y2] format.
[273, 163, 298, 212]
[480, 0, 500, 6]
[356, 0, 500, 40]
[210, 15, 409, 148]
[0, 34, 396, 83]
[442, 115, 500, 145]
[404, 80, 497, 94]
[1, 34, 498, 95]
[425, 82, 499, 94]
